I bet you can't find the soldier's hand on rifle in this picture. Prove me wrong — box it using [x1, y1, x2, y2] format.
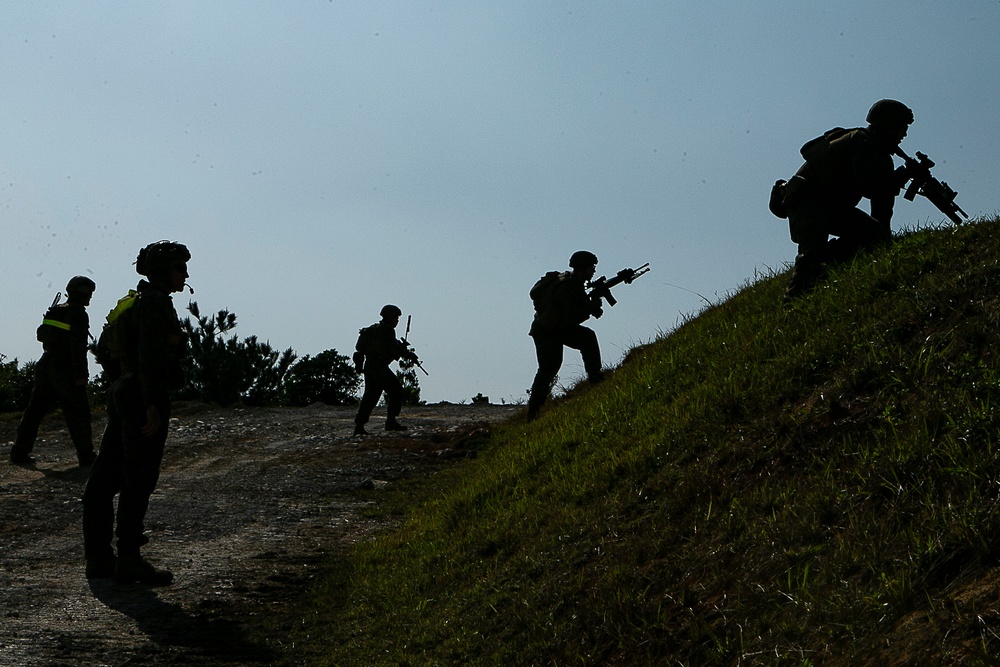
[894, 164, 912, 188]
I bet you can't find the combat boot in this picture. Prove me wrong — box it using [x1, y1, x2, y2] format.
[85, 556, 117, 579]
[9, 449, 34, 465]
[353, 424, 368, 436]
[115, 554, 173, 586]
[385, 420, 407, 432]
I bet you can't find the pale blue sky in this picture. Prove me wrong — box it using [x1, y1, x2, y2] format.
[3, 2, 998, 403]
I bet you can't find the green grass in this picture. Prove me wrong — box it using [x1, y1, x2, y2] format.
[292, 216, 1000, 666]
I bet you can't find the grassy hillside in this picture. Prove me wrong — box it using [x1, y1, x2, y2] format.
[297, 216, 1000, 666]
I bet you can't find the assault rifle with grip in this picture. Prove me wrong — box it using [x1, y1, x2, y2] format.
[894, 147, 969, 226]
[400, 315, 428, 376]
[588, 263, 650, 307]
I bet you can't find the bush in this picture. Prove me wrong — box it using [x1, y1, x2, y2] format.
[179, 302, 296, 406]
[283, 350, 360, 406]
[396, 357, 423, 406]
[0, 356, 35, 413]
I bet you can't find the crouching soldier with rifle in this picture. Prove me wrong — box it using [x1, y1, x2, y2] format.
[771, 99, 916, 300]
[352, 304, 422, 436]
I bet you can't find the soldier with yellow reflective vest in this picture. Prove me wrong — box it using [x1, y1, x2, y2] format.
[83, 241, 190, 585]
[10, 276, 97, 466]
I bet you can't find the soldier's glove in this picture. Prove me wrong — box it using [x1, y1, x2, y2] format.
[893, 164, 912, 189]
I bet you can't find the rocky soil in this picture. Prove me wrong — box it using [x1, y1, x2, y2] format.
[0, 401, 520, 666]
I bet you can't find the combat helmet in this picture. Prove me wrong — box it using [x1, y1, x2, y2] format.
[866, 99, 914, 129]
[135, 240, 191, 278]
[380, 304, 402, 318]
[66, 275, 96, 295]
[569, 250, 598, 269]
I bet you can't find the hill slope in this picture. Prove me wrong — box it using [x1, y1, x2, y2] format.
[302, 216, 1000, 666]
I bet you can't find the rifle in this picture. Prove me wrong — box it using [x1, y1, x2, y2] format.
[588, 263, 650, 307]
[400, 315, 429, 376]
[894, 147, 969, 225]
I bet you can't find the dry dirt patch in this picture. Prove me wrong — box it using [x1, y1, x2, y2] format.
[1, 402, 519, 666]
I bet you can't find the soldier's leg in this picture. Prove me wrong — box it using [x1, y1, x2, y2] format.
[565, 326, 603, 382]
[83, 386, 124, 566]
[827, 207, 891, 262]
[527, 334, 564, 418]
[114, 389, 169, 558]
[382, 368, 403, 419]
[785, 202, 834, 300]
[12, 364, 58, 460]
[354, 367, 385, 431]
[53, 379, 95, 463]
[382, 367, 406, 429]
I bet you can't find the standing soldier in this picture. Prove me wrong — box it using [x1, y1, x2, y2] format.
[82, 241, 190, 584]
[526, 251, 605, 421]
[778, 99, 914, 300]
[10, 276, 98, 466]
[352, 304, 418, 436]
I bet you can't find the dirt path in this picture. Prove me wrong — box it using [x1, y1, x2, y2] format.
[1, 402, 520, 666]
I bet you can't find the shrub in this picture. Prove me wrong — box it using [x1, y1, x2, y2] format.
[396, 357, 423, 405]
[0, 356, 35, 413]
[283, 350, 360, 406]
[179, 302, 296, 406]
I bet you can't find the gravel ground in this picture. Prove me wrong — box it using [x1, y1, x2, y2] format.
[0, 401, 519, 666]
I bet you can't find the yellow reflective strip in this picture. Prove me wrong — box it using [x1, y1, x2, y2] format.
[42, 319, 72, 331]
[106, 290, 138, 325]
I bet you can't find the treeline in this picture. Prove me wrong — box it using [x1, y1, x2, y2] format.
[0, 301, 421, 413]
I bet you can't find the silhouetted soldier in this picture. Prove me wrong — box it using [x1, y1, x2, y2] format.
[779, 99, 914, 299]
[526, 251, 605, 421]
[82, 241, 190, 584]
[10, 276, 98, 466]
[352, 304, 417, 436]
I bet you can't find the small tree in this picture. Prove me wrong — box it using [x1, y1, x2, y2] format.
[0, 356, 35, 413]
[283, 350, 360, 406]
[396, 357, 423, 406]
[180, 302, 296, 406]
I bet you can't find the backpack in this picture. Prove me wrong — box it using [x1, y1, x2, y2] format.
[530, 271, 563, 312]
[768, 179, 788, 219]
[800, 126, 853, 163]
[36, 298, 73, 346]
[355, 323, 379, 356]
[91, 290, 140, 378]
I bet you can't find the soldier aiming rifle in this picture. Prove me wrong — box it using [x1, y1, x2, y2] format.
[894, 147, 969, 225]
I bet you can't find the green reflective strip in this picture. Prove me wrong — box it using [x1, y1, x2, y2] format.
[42, 319, 72, 331]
